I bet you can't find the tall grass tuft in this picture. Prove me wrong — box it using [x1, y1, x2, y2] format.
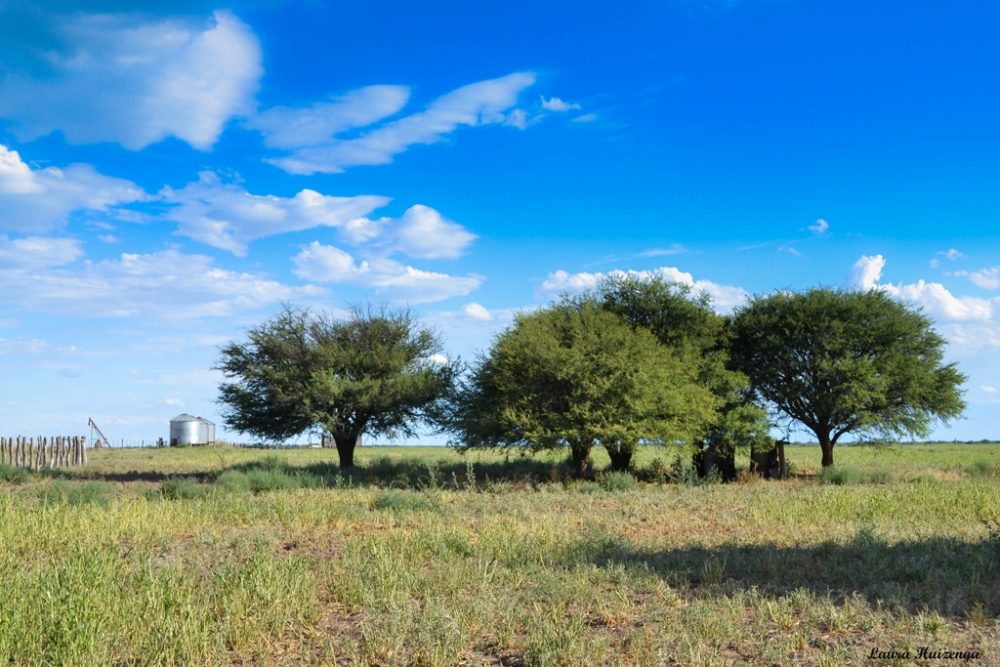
[0, 463, 30, 485]
[818, 465, 894, 485]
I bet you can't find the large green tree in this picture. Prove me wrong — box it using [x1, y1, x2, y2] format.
[730, 287, 966, 467]
[597, 275, 772, 477]
[440, 299, 719, 476]
[216, 305, 453, 468]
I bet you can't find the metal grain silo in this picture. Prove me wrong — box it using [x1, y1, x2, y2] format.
[196, 417, 216, 445]
[170, 414, 204, 446]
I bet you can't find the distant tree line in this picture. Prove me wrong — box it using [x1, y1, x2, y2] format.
[216, 278, 966, 475]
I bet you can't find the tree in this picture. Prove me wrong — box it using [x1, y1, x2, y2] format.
[597, 275, 772, 478]
[439, 299, 719, 476]
[216, 305, 453, 468]
[730, 287, 966, 467]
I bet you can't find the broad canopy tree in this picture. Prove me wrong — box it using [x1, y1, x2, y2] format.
[598, 275, 772, 476]
[731, 287, 966, 467]
[440, 299, 721, 476]
[216, 305, 452, 469]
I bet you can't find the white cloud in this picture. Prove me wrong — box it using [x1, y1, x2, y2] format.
[538, 266, 748, 313]
[373, 204, 476, 259]
[0, 249, 322, 319]
[246, 85, 410, 149]
[778, 245, 802, 257]
[98, 234, 120, 244]
[160, 172, 389, 256]
[0, 338, 51, 356]
[808, 218, 829, 234]
[462, 302, 493, 321]
[637, 245, 687, 257]
[0, 145, 147, 233]
[982, 386, 998, 394]
[267, 72, 537, 174]
[844, 254, 993, 322]
[0, 11, 262, 150]
[541, 96, 581, 112]
[956, 267, 1000, 290]
[291, 242, 482, 304]
[571, 113, 598, 123]
[502, 109, 530, 130]
[843, 254, 886, 291]
[885, 281, 993, 322]
[164, 398, 184, 406]
[938, 248, 965, 261]
[0, 236, 83, 269]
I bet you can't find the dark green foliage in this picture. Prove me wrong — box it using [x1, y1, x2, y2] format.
[372, 490, 438, 512]
[36, 481, 112, 505]
[731, 287, 966, 467]
[160, 478, 207, 500]
[598, 471, 639, 492]
[0, 463, 30, 485]
[440, 299, 720, 476]
[597, 275, 773, 471]
[818, 466, 895, 485]
[217, 304, 454, 468]
[966, 460, 1000, 479]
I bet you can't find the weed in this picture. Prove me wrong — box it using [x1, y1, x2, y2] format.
[598, 470, 638, 492]
[35, 480, 111, 505]
[372, 490, 438, 512]
[160, 477, 206, 500]
[0, 463, 30, 485]
[819, 465, 895, 485]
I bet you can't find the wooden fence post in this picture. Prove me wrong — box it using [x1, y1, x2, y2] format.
[81, 436, 88, 467]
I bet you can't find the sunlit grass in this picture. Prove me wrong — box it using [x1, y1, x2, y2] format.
[0, 444, 998, 665]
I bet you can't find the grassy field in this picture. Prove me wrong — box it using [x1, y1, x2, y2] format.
[1, 443, 998, 666]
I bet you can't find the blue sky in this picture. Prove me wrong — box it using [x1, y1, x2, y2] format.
[0, 0, 998, 443]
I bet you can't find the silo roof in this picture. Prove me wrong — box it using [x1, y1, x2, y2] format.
[170, 413, 200, 423]
[195, 416, 215, 425]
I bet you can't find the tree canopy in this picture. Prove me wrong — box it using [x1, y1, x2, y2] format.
[598, 275, 772, 472]
[440, 299, 720, 475]
[730, 287, 966, 466]
[216, 305, 452, 468]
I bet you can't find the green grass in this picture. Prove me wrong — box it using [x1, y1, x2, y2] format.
[0, 444, 998, 665]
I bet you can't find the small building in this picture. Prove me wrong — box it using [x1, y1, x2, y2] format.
[169, 414, 216, 446]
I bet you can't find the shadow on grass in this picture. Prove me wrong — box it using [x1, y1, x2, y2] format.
[574, 525, 1000, 618]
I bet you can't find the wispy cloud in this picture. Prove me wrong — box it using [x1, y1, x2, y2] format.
[808, 218, 829, 234]
[637, 244, 688, 258]
[956, 267, 1000, 290]
[264, 73, 537, 175]
[291, 242, 482, 304]
[159, 171, 389, 256]
[0, 145, 147, 233]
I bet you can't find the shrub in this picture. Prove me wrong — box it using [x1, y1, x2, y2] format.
[966, 460, 1000, 479]
[36, 480, 111, 505]
[818, 466, 894, 485]
[599, 471, 638, 492]
[160, 477, 207, 500]
[0, 463, 30, 485]
[215, 470, 252, 493]
[372, 490, 438, 512]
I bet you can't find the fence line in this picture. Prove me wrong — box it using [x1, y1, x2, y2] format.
[0, 436, 88, 470]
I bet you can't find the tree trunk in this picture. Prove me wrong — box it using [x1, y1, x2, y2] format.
[571, 444, 591, 478]
[818, 431, 834, 467]
[608, 449, 632, 472]
[334, 433, 357, 469]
